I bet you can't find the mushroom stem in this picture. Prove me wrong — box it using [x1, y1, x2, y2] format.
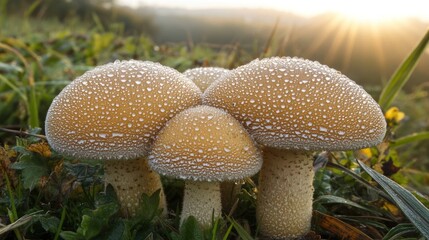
[257, 148, 314, 239]
[181, 181, 221, 228]
[104, 157, 167, 217]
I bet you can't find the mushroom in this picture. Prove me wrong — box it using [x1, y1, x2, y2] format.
[45, 60, 202, 217]
[203, 57, 386, 238]
[184, 66, 238, 212]
[148, 105, 262, 227]
[183, 67, 230, 92]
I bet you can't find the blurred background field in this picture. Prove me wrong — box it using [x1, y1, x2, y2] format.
[1, 0, 429, 239]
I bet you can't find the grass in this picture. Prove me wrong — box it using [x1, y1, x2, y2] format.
[1, 14, 429, 239]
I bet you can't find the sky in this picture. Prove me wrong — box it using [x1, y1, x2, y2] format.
[117, 0, 429, 22]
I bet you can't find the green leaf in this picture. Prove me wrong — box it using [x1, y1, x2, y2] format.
[391, 131, 429, 148]
[382, 223, 419, 240]
[358, 160, 429, 238]
[378, 30, 429, 111]
[39, 216, 60, 233]
[78, 215, 104, 239]
[75, 202, 119, 239]
[135, 190, 162, 224]
[314, 195, 382, 215]
[64, 162, 103, 187]
[180, 216, 204, 240]
[60, 231, 85, 240]
[11, 154, 48, 190]
[103, 221, 126, 240]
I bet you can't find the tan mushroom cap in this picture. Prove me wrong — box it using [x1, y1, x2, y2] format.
[45, 60, 202, 160]
[183, 67, 230, 92]
[204, 57, 386, 151]
[148, 105, 262, 181]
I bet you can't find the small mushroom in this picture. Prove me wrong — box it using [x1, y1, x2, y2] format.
[148, 105, 262, 227]
[203, 57, 386, 238]
[183, 67, 230, 92]
[45, 60, 202, 217]
[184, 66, 238, 212]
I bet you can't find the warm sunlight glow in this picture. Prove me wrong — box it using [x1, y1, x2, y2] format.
[119, 0, 429, 23]
[331, 1, 409, 23]
[116, 0, 428, 77]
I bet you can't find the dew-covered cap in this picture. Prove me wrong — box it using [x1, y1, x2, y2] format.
[148, 105, 262, 181]
[183, 67, 230, 92]
[203, 57, 386, 151]
[45, 60, 202, 160]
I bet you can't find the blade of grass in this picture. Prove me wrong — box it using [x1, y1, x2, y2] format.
[226, 43, 240, 69]
[2, 168, 23, 240]
[325, 161, 392, 201]
[378, 29, 429, 111]
[0, 75, 28, 101]
[391, 131, 429, 148]
[0, 42, 39, 127]
[222, 224, 234, 240]
[0, 0, 8, 25]
[357, 160, 429, 238]
[211, 218, 219, 240]
[28, 68, 39, 127]
[260, 17, 280, 58]
[225, 216, 253, 240]
[7, 38, 43, 70]
[23, 0, 42, 19]
[314, 195, 382, 216]
[92, 13, 105, 32]
[382, 223, 418, 240]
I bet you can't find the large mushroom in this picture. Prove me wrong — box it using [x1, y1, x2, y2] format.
[45, 60, 202, 217]
[203, 57, 386, 238]
[148, 105, 262, 227]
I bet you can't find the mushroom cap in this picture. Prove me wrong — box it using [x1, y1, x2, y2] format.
[183, 67, 230, 92]
[45, 60, 202, 160]
[148, 105, 262, 181]
[203, 57, 386, 151]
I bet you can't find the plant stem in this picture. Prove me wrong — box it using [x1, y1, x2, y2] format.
[54, 206, 67, 240]
[2, 168, 23, 240]
[0, 127, 46, 139]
